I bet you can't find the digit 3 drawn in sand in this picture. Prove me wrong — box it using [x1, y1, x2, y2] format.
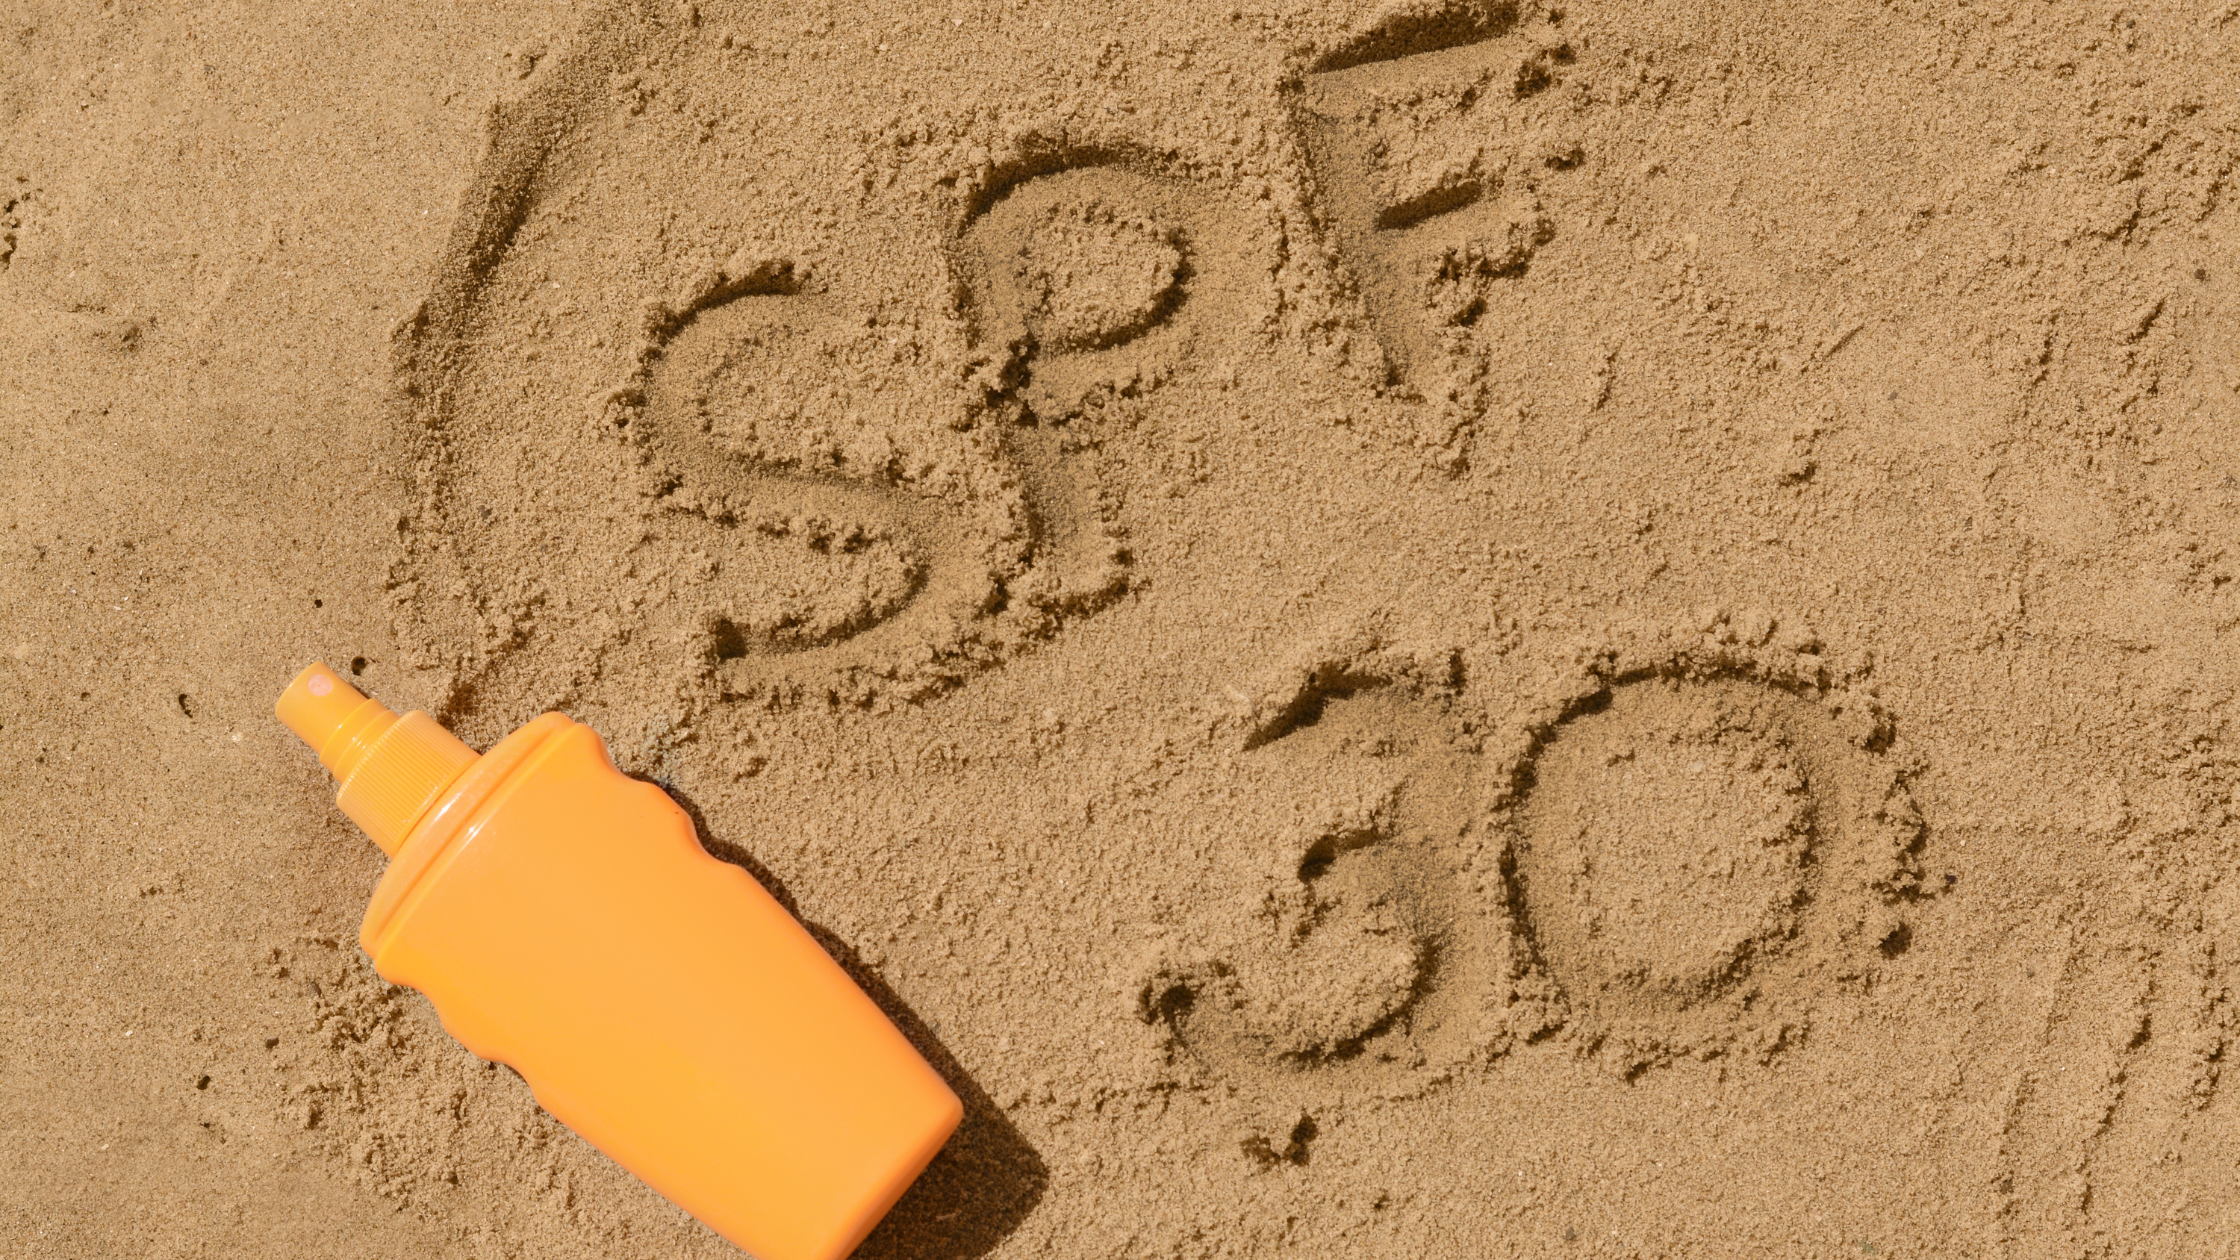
[1295, 2, 1577, 463]
[1134, 654, 1541, 1104]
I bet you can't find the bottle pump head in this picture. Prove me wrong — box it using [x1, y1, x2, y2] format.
[275, 663, 479, 855]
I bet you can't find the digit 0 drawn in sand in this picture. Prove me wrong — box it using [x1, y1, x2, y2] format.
[1490, 643, 1928, 1075]
[1295, 2, 1577, 465]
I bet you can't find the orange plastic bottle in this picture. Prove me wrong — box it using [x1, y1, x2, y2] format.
[274, 662, 961, 1260]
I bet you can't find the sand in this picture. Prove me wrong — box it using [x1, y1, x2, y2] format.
[5, 0, 2240, 1255]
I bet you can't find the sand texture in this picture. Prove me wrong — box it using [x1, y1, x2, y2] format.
[6, 0, 2240, 1255]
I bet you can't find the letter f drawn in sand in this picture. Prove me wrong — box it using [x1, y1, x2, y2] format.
[1297, 4, 1575, 412]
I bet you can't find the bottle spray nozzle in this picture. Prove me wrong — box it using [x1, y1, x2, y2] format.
[276, 663, 479, 855]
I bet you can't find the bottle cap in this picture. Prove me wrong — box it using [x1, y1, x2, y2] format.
[275, 663, 479, 855]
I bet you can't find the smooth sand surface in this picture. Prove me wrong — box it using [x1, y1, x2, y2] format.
[6, 0, 2240, 1255]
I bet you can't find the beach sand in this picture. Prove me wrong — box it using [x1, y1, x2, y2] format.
[6, 0, 2240, 1254]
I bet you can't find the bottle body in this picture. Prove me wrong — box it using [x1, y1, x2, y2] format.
[357, 714, 960, 1260]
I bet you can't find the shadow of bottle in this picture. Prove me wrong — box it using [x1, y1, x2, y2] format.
[662, 781, 1049, 1260]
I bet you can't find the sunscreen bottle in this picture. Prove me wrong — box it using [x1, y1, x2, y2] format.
[275, 662, 961, 1260]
